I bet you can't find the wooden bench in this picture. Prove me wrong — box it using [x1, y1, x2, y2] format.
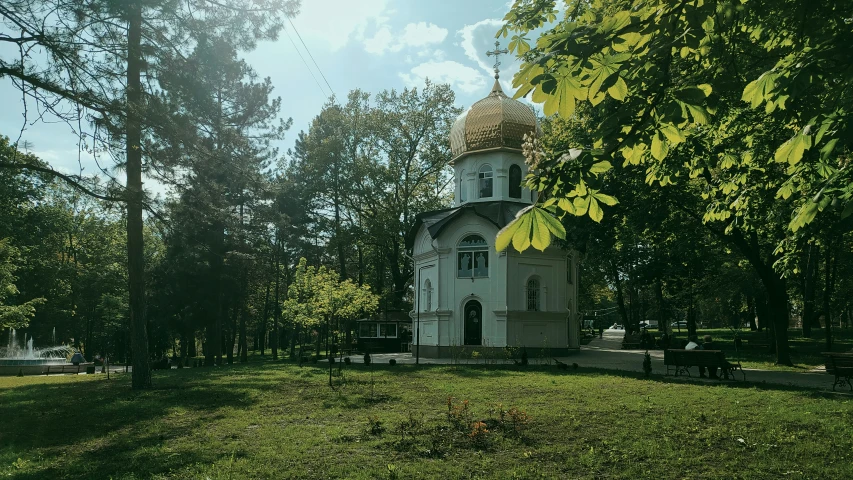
[621, 334, 642, 350]
[664, 349, 745, 380]
[822, 353, 853, 392]
[43, 363, 93, 375]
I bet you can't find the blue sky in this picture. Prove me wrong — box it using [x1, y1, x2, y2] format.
[0, 0, 548, 194]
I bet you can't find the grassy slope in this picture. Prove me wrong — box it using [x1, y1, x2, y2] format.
[1, 362, 851, 480]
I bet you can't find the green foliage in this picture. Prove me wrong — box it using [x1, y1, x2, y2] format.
[501, 0, 853, 251]
[0, 239, 43, 329]
[285, 81, 460, 310]
[496, 206, 566, 252]
[283, 257, 379, 332]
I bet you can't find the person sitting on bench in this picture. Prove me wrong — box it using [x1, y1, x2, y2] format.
[685, 335, 700, 350]
[699, 335, 719, 379]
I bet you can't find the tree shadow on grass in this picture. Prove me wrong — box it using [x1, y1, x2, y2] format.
[0, 366, 270, 479]
[5, 432, 215, 480]
[342, 363, 540, 380]
[572, 366, 853, 400]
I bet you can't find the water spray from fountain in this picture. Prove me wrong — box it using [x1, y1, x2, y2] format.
[1, 328, 74, 364]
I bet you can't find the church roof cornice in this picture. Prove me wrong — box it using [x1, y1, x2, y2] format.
[405, 200, 531, 250]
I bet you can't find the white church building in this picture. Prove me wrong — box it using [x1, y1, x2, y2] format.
[407, 75, 581, 358]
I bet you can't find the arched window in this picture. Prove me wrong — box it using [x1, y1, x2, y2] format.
[526, 278, 541, 311]
[478, 165, 493, 198]
[422, 279, 432, 311]
[460, 170, 467, 202]
[457, 234, 489, 278]
[509, 164, 522, 199]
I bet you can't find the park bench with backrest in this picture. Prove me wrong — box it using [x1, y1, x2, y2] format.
[822, 353, 853, 392]
[43, 363, 93, 375]
[621, 334, 641, 350]
[664, 349, 745, 380]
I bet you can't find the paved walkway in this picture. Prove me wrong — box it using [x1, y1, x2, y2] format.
[577, 329, 837, 391]
[337, 329, 848, 392]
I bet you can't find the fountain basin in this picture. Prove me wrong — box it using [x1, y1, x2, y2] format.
[0, 359, 68, 366]
[0, 361, 94, 376]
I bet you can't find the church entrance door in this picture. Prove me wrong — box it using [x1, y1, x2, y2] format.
[463, 300, 482, 346]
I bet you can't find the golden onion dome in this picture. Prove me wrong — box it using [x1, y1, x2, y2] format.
[450, 79, 540, 163]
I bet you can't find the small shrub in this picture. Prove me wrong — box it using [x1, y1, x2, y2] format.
[506, 407, 531, 436]
[364, 352, 372, 365]
[642, 351, 652, 377]
[520, 349, 528, 366]
[389, 358, 396, 366]
[468, 421, 490, 447]
[396, 412, 423, 443]
[367, 415, 385, 436]
[447, 397, 473, 431]
[329, 356, 336, 365]
[311, 356, 319, 364]
[344, 357, 351, 365]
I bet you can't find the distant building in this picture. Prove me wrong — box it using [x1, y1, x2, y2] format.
[355, 311, 412, 353]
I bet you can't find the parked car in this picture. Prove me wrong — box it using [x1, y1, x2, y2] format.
[612, 323, 623, 330]
[671, 321, 688, 328]
[639, 322, 658, 330]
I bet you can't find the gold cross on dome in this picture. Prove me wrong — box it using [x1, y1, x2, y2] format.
[486, 41, 509, 79]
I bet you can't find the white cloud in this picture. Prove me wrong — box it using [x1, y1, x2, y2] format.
[417, 48, 446, 61]
[399, 61, 486, 94]
[291, 0, 390, 51]
[364, 22, 448, 55]
[457, 19, 526, 97]
[363, 26, 395, 54]
[399, 22, 448, 48]
[458, 19, 505, 77]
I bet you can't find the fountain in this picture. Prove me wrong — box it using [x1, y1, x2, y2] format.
[1, 328, 76, 375]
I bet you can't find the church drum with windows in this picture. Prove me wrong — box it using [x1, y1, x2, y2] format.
[406, 76, 581, 358]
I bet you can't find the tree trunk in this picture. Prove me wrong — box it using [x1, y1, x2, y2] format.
[801, 244, 819, 337]
[687, 303, 697, 338]
[824, 240, 834, 352]
[179, 329, 188, 368]
[188, 327, 196, 358]
[746, 293, 757, 330]
[126, 0, 151, 389]
[239, 273, 249, 363]
[609, 261, 629, 330]
[227, 302, 237, 365]
[387, 238, 408, 310]
[655, 280, 668, 333]
[208, 227, 225, 367]
[260, 281, 270, 356]
[765, 275, 792, 365]
[357, 244, 364, 286]
[272, 239, 280, 360]
[724, 230, 791, 365]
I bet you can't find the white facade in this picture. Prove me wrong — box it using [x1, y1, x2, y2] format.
[452, 150, 536, 206]
[409, 149, 580, 357]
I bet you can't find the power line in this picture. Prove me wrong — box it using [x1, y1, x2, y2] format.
[287, 18, 337, 100]
[283, 25, 329, 98]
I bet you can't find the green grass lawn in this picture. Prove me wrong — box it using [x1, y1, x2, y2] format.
[666, 328, 853, 371]
[2, 361, 851, 479]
